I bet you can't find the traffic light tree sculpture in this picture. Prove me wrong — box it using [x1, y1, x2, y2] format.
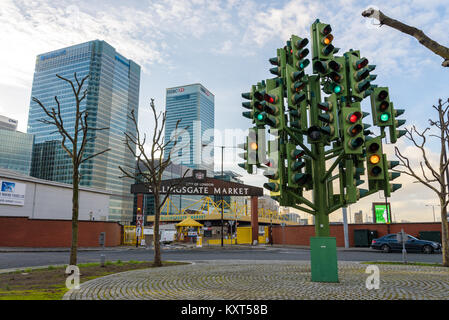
[239, 19, 406, 281]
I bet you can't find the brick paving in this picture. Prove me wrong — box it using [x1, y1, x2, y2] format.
[63, 260, 449, 300]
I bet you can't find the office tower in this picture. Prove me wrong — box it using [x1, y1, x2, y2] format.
[0, 116, 34, 175]
[164, 84, 215, 174]
[0, 115, 18, 131]
[27, 40, 141, 223]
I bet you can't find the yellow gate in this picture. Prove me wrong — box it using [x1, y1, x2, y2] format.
[123, 225, 137, 245]
[236, 227, 252, 244]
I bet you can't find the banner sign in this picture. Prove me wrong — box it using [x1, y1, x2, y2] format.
[0, 180, 26, 206]
[372, 202, 392, 224]
[131, 170, 263, 196]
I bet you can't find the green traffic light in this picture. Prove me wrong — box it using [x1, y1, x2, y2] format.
[380, 112, 390, 122]
[297, 59, 310, 70]
[333, 84, 342, 94]
[257, 113, 264, 121]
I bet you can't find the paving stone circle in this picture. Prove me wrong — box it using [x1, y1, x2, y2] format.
[63, 260, 449, 300]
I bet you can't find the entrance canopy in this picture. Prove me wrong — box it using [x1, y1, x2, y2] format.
[176, 217, 203, 227]
[131, 170, 263, 197]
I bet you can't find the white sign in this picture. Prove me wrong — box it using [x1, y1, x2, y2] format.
[144, 228, 153, 235]
[136, 226, 142, 236]
[0, 180, 26, 206]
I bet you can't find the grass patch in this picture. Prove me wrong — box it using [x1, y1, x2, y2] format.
[0, 260, 189, 300]
[360, 261, 445, 267]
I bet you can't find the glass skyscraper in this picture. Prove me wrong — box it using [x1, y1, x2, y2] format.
[159, 84, 215, 215]
[164, 84, 215, 174]
[0, 116, 34, 176]
[27, 40, 141, 223]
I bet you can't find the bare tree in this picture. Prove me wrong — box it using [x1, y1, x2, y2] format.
[394, 98, 449, 266]
[119, 98, 189, 267]
[32, 73, 110, 266]
[362, 8, 449, 67]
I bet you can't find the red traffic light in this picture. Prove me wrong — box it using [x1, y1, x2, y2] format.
[264, 93, 277, 104]
[347, 111, 362, 124]
[355, 58, 369, 70]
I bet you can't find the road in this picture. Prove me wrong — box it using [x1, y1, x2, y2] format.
[0, 245, 443, 270]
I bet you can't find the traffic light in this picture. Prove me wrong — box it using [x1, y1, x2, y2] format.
[242, 83, 267, 127]
[370, 87, 393, 127]
[317, 93, 339, 141]
[241, 87, 254, 121]
[237, 127, 265, 173]
[286, 143, 310, 189]
[311, 20, 335, 61]
[382, 157, 402, 197]
[261, 82, 285, 130]
[365, 136, 385, 181]
[287, 35, 309, 131]
[254, 83, 267, 127]
[346, 50, 375, 101]
[237, 137, 253, 174]
[389, 105, 406, 143]
[340, 102, 365, 154]
[319, 56, 346, 97]
[263, 134, 284, 196]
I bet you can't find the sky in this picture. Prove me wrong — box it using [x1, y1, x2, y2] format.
[0, 0, 448, 223]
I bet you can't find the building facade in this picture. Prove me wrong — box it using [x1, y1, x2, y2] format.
[27, 40, 141, 223]
[164, 84, 215, 174]
[0, 168, 110, 220]
[0, 115, 18, 131]
[0, 116, 34, 176]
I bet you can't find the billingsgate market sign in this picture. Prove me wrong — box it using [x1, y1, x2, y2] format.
[131, 170, 263, 197]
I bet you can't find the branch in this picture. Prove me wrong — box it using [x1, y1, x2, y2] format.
[361, 8, 449, 67]
[80, 148, 111, 164]
[394, 146, 441, 196]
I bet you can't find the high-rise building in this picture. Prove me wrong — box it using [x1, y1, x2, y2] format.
[27, 40, 141, 223]
[0, 116, 34, 175]
[164, 84, 215, 174]
[0, 115, 18, 131]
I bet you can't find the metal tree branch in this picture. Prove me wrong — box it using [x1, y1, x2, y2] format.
[362, 8, 449, 67]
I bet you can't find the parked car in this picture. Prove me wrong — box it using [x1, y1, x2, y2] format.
[371, 233, 441, 254]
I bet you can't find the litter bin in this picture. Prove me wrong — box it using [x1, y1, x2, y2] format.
[419, 231, 441, 243]
[354, 229, 371, 247]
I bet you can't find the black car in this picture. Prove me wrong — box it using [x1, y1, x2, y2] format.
[371, 233, 441, 253]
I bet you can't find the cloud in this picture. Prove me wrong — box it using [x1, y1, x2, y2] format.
[0, 0, 241, 88]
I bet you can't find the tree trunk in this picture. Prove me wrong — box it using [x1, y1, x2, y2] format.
[153, 193, 162, 267]
[70, 167, 80, 266]
[440, 200, 449, 267]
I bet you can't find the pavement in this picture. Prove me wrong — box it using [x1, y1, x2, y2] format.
[1, 244, 448, 300]
[62, 260, 449, 300]
[0, 243, 375, 253]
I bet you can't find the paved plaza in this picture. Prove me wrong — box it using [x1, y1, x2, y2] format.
[63, 260, 449, 300]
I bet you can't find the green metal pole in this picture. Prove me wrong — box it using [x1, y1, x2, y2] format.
[312, 142, 330, 236]
[308, 75, 330, 236]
